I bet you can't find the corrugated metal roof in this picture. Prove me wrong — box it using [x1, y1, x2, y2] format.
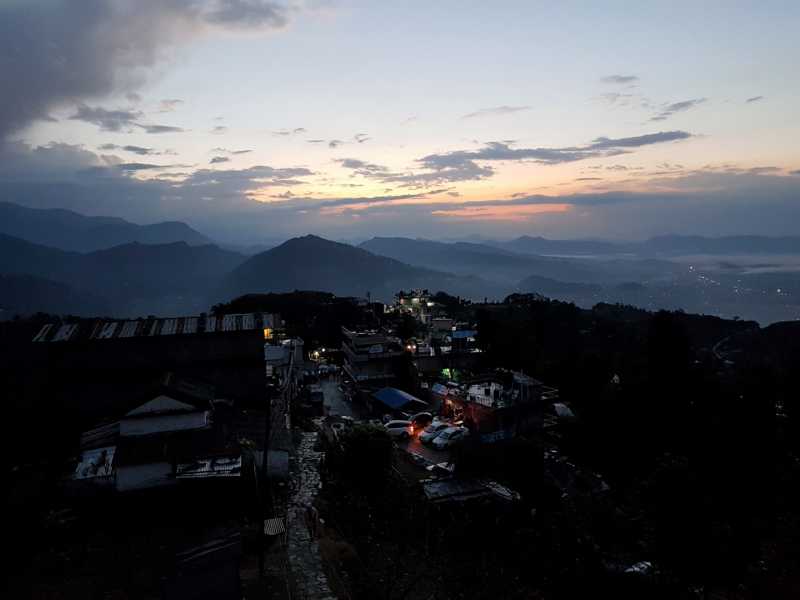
[120, 411, 210, 437]
[125, 394, 197, 416]
[98, 321, 118, 339]
[31, 313, 275, 342]
[119, 321, 139, 338]
[160, 318, 177, 335]
[373, 387, 427, 410]
[183, 317, 198, 334]
[32, 324, 53, 342]
[52, 323, 78, 341]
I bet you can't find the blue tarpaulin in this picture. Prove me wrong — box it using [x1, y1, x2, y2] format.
[373, 387, 427, 411]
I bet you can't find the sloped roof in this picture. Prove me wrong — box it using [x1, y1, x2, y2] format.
[125, 394, 197, 417]
[373, 387, 427, 411]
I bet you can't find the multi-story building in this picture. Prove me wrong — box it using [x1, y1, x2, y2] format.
[341, 327, 405, 385]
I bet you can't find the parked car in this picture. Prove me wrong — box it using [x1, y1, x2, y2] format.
[410, 412, 433, 431]
[419, 421, 450, 444]
[384, 420, 414, 440]
[432, 427, 469, 450]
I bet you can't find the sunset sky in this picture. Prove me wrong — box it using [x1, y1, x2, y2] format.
[1, 0, 799, 243]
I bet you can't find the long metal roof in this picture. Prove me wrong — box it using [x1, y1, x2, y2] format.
[31, 312, 279, 342]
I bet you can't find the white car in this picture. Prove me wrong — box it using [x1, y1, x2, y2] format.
[384, 420, 413, 440]
[419, 421, 450, 444]
[432, 427, 468, 450]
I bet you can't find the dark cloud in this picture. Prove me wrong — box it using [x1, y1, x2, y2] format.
[461, 106, 531, 119]
[575, 177, 603, 181]
[203, 0, 289, 28]
[307, 139, 326, 144]
[211, 125, 228, 135]
[138, 124, 185, 134]
[69, 104, 142, 132]
[746, 96, 765, 103]
[601, 75, 639, 84]
[336, 158, 389, 176]
[354, 133, 370, 143]
[328, 139, 345, 148]
[650, 98, 706, 121]
[210, 156, 230, 164]
[789, 170, 800, 176]
[0, 0, 292, 139]
[69, 104, 185, 134]
[98, 144, 165, 156]
[181, 164, 315, 195]
[417, 131, 693, 179]
[116, 162, 170, 171]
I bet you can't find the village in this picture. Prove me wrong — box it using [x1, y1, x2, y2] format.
[6, 289, 633, 599]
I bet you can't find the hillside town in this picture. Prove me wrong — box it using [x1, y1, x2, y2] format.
[5, 285, 797, 599]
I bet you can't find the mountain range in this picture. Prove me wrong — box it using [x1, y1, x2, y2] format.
[0, 201, 211, 252]
[0, 201, 797, 323]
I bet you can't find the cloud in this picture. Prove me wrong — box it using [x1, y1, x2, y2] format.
[69, 103, 185, 134]
[601, 75, 639, 84]
[69, 104, 142, 132]
[203, 0, 289, 28]
[211, 125, 228, 135]
[210, 156, 230, 164]
[98, 144, 168, 156]
[461, 105, 531, 119]
[158, 99, 184, 112]
[746, 96, 764, 103]
[138, 123, 185, 134]
[328, 139, 345, 148]
[0, 0, 293, 139]
[354, 133, 370, 143]
[181, 164, 315, 196]
[272, 127, 307, 136]
[116, 162, 172, 171]
[336, 158, 389, 175]
[307, 139, 326, 144]
[790, 170, 800, 176]
[650, 98, 706, 121]
[212, 147, 253, 155]
[3, 141, 800, 243]
[417, 131, 693, 178]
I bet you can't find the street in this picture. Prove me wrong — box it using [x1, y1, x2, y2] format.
[320, 377, 357, 418]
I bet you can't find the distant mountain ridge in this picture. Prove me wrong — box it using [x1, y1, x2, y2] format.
[0, 201, 212, 252]
[224, 235, 497, 301]
[494, 234, 800, 256]
[0, 233, 245, 317]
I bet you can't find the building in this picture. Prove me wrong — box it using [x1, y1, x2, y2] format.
[341, 327, 405, 385]
[394, 289, 435, 324]
[70, 374, 242, 494]
[446, 371, 543, 443]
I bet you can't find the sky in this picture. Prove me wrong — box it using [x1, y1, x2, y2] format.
[1, 0, 799, 244]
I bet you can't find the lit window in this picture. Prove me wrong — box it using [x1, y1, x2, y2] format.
[263, 328, 273, 340]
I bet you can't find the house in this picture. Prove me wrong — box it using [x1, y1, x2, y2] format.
[72, 375, 242, 494]
[445, 371, 543, 443]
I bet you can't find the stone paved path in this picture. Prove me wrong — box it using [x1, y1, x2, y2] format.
[287, 429, 336, 600]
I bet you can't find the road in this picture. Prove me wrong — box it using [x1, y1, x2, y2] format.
[320, 377, 357, 418]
